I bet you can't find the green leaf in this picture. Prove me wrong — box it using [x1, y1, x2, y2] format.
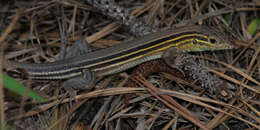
[248, 18, 260, 36]
[224, 14, 230, 23]
[2, 74, 45, 102]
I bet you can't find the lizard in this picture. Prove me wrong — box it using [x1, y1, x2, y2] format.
[5, 25, 234, 90]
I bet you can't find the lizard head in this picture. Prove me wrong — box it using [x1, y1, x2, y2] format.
[175, 26, 235, 52]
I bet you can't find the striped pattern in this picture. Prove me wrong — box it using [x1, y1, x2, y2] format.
[8, 26, 232, 79]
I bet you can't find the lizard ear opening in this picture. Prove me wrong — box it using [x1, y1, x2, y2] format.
[192, 39, 198, 45]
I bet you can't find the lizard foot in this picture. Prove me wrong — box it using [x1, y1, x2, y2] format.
[61, 69, 95, 92]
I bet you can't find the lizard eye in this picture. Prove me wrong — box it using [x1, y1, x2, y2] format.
[209, 38, 217, 44]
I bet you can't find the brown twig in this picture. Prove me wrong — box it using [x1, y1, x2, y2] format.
[135, 74, 209, 130]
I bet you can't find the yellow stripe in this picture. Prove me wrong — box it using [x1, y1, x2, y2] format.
[84, 33, 209, 70]
[93, 36, 210, 71]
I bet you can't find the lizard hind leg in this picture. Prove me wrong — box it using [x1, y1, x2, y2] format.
[60, 38, 95, 92]
[61, 69, 95, 91]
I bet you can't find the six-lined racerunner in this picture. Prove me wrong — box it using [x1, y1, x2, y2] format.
[5, 26, 234, 81]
